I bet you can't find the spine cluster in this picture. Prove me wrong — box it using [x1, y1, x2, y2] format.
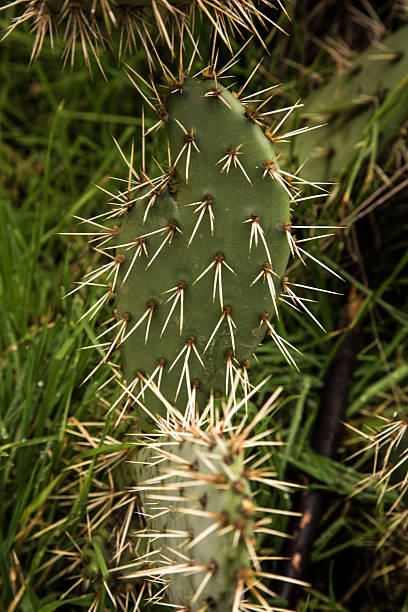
[1, 0, 286, 66]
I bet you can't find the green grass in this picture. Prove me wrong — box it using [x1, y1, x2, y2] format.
[0, 33, 146, 609]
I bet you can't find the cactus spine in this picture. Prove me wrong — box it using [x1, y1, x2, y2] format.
[1, 0, 286, 64]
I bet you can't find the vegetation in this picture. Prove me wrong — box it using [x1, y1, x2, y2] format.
[0, 1, 407, 610]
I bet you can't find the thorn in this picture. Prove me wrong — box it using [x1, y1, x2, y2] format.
[216, 144, 252, 184]
[203, 82, 232, 109]
[243, 213, 272, 263]
[186, 195, 215, 246]
[293, 239, 344, 280]
[160, 281, 186, 337]
[141, 220, 182, 270]
[259, 313, 300, 370]
[121, 238, 148, 285]
[121, 300, 157, 344]
[173, 118, 200, 183]
[250, 262, 279, 319]
[204, 306, 237, 354]
[225, 348, 239, 398]
[81, 313, 131, 384]
[168, 336, 205, 402]
[193, 252, 236, 311]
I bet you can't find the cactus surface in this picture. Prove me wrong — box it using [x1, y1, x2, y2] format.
[115, 75, 291, 425]
[129, 386, 301, 610]
[291, 26, 408, 182]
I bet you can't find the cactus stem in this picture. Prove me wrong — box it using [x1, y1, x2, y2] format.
[128, 379, 302, 607]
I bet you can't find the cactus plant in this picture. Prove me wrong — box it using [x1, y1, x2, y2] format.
[62, 50, 342, 608]
[1, 0, 287, 66]
[114, 72, 293, 423]
[128, 385, 304, 610]
[0, 3, 349, 610]
[289, 25, 408, 183]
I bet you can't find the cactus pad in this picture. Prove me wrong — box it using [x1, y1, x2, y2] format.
[128, 386, 301, 610]
[291, 26, 408, 182]
[115, 76, 291, 422]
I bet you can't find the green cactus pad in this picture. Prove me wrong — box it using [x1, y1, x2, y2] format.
[129, 390, 298, 610]
[115, 77, 291, 422]
[136, 439, 255, 608]
[291, 26, 408, 182]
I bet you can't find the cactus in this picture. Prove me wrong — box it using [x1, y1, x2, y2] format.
[64, 51, 342, 608]
[128, 386, 303, 610]
[114, 72, 294, 425]
[1, 3, 347, 609]
[0, 0, 287, 66]
[289, 25, 408, 183]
